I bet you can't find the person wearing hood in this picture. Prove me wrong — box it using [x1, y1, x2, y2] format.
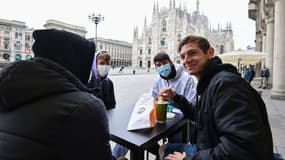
[159, 35, 273, 160]
[0, 29, 114, 160]
[87, 50, 116, 110]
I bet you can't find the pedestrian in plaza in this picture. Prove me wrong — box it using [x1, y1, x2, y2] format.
[119, 66, 124, 73]
[259, 65, 270, 89]
[0, 29, 114, 160]
[244, 64, 255, 84]
[87, 50, 116, 110]
[159, 35, 273, 160]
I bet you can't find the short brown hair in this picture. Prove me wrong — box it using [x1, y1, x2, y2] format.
[97, 50, 111, 61]
[178, 35, 211, 54]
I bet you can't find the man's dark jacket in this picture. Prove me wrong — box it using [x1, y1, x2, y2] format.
[0, 29, 113, 160]
[173, 57, 273, 160]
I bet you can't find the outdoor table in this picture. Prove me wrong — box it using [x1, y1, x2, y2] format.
[107, 106, 188, 160]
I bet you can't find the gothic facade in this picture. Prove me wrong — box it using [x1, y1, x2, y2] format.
[132, 0, 234, 68]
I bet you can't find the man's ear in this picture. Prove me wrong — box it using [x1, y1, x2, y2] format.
[207, 47, 215, 57]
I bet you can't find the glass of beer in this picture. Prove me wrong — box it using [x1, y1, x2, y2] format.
[156, 100, 168, 123]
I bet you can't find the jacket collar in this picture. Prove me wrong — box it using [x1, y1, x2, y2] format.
[197, 56, 239, 95]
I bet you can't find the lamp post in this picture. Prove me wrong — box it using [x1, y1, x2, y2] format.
[88, 13, 104, 51]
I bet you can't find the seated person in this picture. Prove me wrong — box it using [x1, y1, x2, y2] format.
[87, 50, 116, 110]
[159, 35, 273, 160]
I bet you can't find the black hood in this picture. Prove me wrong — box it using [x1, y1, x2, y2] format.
[197, 56, 240, 94]
[0, 58, 89, 112]
[32, 29, 95, 85]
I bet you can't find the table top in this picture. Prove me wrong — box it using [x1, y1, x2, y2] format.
[107, 106, 187, 150]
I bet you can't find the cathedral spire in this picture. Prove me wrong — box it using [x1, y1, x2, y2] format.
[218, 23, 221, 31]
[173, 0, 176, 9]
[133, 26, 138, 38]
[153, 2, 156, 14]
[144, 16, 147, 28]
[183, 1, 187, 12]
[157, 1, 159, 12]
[229, 21, 232, 29]
[196, 0, 200, 14]
[169, 0, 172, 10]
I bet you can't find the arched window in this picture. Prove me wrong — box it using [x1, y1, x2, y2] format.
[147, 60, 151, 68]
[161, 19, 167, 32]
[148, 48, 151, 55]
[160, 38, 166, 46]
[148, 37, 152, 44]
[220, 45, 224, 54]
[139, 60, 142, 67]
[177, 34, 181, 41]
[139, 48, 143, 55]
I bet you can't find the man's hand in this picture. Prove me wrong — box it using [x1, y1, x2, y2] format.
[159, 87, 176, 100]
[164, 152, 186, 160]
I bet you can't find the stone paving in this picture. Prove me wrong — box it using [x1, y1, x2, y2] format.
[109, 71, 285, 159]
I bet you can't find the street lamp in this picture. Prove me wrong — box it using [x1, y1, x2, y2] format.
[88, 13, 104, 51]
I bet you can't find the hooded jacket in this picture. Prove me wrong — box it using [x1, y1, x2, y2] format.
[173, 57, 273, 160]
[87, 51, 116, 110]
[0, 29, 113, 160]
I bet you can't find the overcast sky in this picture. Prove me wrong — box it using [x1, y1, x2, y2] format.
[1, 0, 255, 50]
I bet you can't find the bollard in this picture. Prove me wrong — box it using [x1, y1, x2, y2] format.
[133, 70, 136, 75]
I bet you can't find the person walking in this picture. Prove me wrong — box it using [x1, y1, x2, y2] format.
[244, 64, 255, 85]
[159, 35, 273, 160]
[259, 66, 270, 89]
[0, 29, 114, 160]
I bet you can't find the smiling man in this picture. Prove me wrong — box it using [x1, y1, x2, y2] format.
[159, 35, 273, 160]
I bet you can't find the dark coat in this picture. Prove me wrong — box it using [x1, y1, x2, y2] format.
[261, 68, 270, 77]
[173, 57, 273, 160]
[87, 76, 116, 110]
[244, 67, 255, 82]
[0, 58, 113, 160]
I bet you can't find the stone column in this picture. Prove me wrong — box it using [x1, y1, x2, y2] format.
[262, 32, 267, 52]
[271, 0, 285, 99]
[265, 16, 274, 88]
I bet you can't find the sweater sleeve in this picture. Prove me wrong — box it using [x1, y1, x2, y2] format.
[151, 77, 160, 100]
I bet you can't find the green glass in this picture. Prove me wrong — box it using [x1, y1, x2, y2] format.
[156, 101, 168, 123]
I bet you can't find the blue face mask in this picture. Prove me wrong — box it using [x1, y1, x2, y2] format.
[158, 64, 171, 78]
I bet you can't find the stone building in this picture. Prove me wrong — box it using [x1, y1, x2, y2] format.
[43, 19, 87, 37]
[43, 19, 132, 68]
[90, 37, 132, 67]
[248, 0, 285, 99]
[0, 19, 33, 62]
[132, 0, 234, 68]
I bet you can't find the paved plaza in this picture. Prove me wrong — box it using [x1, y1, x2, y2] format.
[109, 72, 285, 159]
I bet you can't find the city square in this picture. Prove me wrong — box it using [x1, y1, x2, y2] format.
[0, 0, 285, 159]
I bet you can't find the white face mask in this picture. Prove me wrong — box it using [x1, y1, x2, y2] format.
[97, 65, 110, 77]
